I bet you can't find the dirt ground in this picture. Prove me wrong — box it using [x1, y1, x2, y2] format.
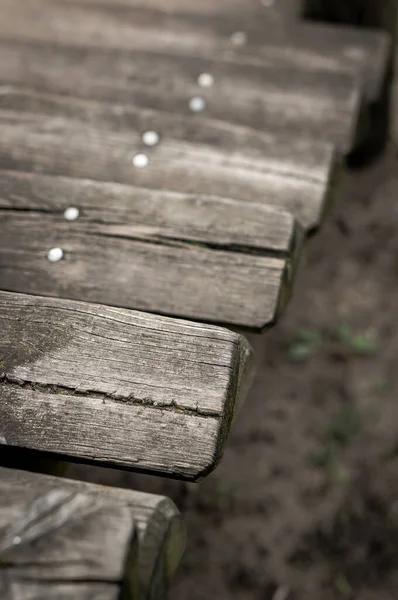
[69, 112, 398, 600]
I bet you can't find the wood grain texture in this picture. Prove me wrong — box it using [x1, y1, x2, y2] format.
[68, 0, 295, 18]
[0, 468, 139, 600]
[0, 169, 302, 328]
[0, 291, 254, 480]
[0, 0, 387, 101]
[0, 35, 362, 151]
[0, 90, 337, 231]
[0, 467, 185, 600]
[303, 0, 397, 74]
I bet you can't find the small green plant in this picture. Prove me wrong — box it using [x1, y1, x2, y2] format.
[310, 404, 362, 485]
[334, 573, 352, 597]
[310, 444, 349, 485]
[288, 328, 324, 362]
[288, 323, 378, 363]
[377, 379, 390, 394]
[310, 444, 338, 470]
[328, 404, 363, 447]
[336, 323, 378, 356]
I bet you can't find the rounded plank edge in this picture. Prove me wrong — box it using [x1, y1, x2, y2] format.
[0, 290, 255, 480]
[0, 465, 186, 599]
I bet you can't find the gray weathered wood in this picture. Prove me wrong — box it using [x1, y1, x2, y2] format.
[0, 36, 362, 151]
[0, 90, 337, 231]
[1, 0, 386, 101]
[0, 169, 302, 329]
[0, 468, 139, 600]
[264, 0, 304, 20]
[0, 291, 254, 480]
[0, 467, 185, 600]
[120, 0, 304, 20]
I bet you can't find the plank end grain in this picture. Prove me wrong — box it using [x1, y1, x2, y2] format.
[0, 468, 140, 600]
[0, 466, 186, 600]
[0, 291, 255, 480]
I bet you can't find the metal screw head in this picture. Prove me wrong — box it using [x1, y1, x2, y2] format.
[47, 247, 64, 262]
[132, 153, 149, 168]
[64, 207, 79, 221]
[189, 96, 207, 112]
[142, 130, 160, 146]
[198, 73, 214, 88]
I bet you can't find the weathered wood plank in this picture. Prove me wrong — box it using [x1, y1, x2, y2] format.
[1, 582, 121, 600]
[0, 0, 387, 101]
[0, 90, 337, 231]
[0, 468, 139, 600]
[119, 0, 304, 20]
[265, 0, 304, 20]
[0, 291, 254, 480]
[72, 0, 295, 18]
[0, 170, 298, 254]
[0, 36, 362, 151]
[0, 169, 302, 329]
[0, 467, 185, 600]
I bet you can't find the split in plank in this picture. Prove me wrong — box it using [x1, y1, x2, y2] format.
[0, 0, 388, 101]
[0, 291, 254, 480]
[0, 36, 362, 151]
[0, 90, 338, 231]
[0, 466, 185, 600]
[0, 170, 303, 329]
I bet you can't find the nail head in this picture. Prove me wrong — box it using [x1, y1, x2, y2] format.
[64, 207, 79, 221]
[142, 130, 160, 146]
[198, 73, 214, 88]
[132, 153, 149, 168]
[189, 96, 206, 112]
[47, 247, 64, 262]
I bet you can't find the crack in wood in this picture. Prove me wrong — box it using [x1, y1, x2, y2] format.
[0, 375, 221, 419]
[83, 230, 289, 259]
[0, 207, 290, 259]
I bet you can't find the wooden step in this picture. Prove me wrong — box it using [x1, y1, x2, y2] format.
[261, 0, 304, 20]
[0, 466, 185, 600]
[0, 169, 302, 329]
[135, 0, 304, 20]
[133, 0, 304, 20]
[0, 89, 338, 230]
[0, 0, 388, 102]
[0, 36, 362, 152]
[0, 90, 337, 232]
[0, 291, 254, 480]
